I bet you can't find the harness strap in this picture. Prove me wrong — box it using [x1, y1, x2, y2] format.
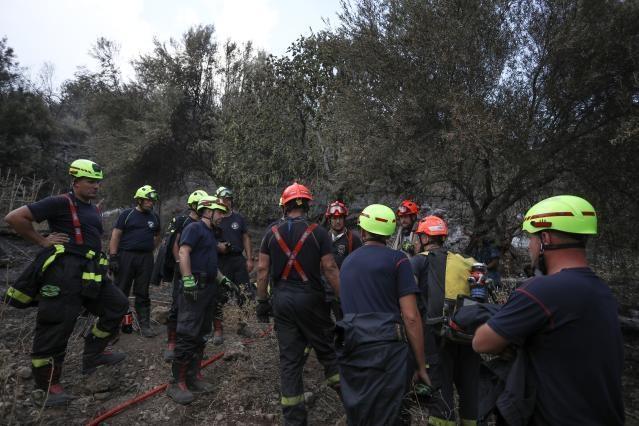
[62, 194, 83, 245]
[123, 208, 136, 226]
[271, 223, 318, 282]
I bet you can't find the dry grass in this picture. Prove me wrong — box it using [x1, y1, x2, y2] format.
[0, 170, 49, 222]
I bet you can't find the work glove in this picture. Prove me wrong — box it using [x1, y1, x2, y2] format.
[401, 240, 415, 255]
[413, 369, 434, 399]
[109, 254, 120, 276]
[414, 382, 434, 398]
[256, 299, 272, 323]
[181, 275, 198, 302]
[219, 275, 240, 296]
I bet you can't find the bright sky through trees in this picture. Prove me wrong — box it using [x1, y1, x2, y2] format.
[0, 0, 342, 87]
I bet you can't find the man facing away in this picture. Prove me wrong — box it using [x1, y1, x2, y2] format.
[473, 195, 624, 425]
[256, 183, 341, 425]
[410, 215, 480, 425]
[338, 204, 430, 425]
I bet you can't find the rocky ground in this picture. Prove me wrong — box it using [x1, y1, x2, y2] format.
[0, 231, 637, 425]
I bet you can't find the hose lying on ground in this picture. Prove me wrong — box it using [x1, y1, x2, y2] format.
[85, 325, 273, 426]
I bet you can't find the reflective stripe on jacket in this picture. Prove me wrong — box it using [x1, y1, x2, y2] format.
[3, 244, 108, 308]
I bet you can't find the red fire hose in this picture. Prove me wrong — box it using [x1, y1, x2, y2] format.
[86, 325, 272, 426]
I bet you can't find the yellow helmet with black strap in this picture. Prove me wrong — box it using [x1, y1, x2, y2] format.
[134, 185, 159, 201]
[69, 159, 103, 180]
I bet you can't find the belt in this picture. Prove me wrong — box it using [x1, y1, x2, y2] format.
[275, 279, 323, 292]
[192, 272, 216, 285]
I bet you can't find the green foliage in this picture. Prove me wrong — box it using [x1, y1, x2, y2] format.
[322, 0, 639, 252]
[0, 38, 56, 177]
[0, 37, 21, 92]
[1, 1, 637, 248]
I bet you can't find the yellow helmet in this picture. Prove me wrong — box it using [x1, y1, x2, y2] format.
[197, 196, 228, 214]
[187, 190, 208, 206]
[523, 195, 597, 235]
[69, 159, 103, 180]
[358, 204, 396, 236]
[134, 185, 159, 201]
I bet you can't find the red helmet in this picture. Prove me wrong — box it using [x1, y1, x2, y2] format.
[325, 201, 348, 217]
[281, 183, 313, 206]
[397, 200, 420, 216]
[416, 216, 448, 236]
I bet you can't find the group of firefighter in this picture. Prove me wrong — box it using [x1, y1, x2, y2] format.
[3, 158, 625, 425]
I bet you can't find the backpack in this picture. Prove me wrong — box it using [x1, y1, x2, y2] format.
[418, 249, 476, 318]
[160, 214, 191, 279]
[418, 249, 477, 344]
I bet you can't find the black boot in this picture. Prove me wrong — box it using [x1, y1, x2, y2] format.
[166, 360, 195, 404]
[186, 350, 215, 394]
[82, 334, 126, 375]
[32, 362, 75, 406]
[137, 306, 158, 338]
[164, 327, 177, 363]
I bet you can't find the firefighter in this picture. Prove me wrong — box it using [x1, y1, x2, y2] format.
[324, 200, 362, 320]
[469, 236, 502, 288]
[163, 189, 208, 362]
[3, 159, 128, 406]
[411, 215, 480, 425]
[391, 199, 420, 256]
[473, 196, 624, 424]
[109, 185, 161, 337]
[337, 204, 430, 425]
[256, 183, 341, 425]
[167, 196, 238, 405]
[211, 186, 254, 345]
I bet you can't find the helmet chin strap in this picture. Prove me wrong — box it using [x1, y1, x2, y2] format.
[542, 242, 586, 250]
[200, 214, 213, 227]
[535, 240, 586, 275]
[536, 242, 548, 275]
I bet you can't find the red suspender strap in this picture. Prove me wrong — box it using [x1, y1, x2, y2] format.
[62, 193, 84, 245]
[271, 223, 318, 282]
[346, 230, 353, 254]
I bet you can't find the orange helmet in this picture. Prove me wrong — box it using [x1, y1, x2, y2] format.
[281, 183, 313, 206]
[397, 200, 420, 216]
[416, 216, 448, 236]
[326, 200, 348, 217]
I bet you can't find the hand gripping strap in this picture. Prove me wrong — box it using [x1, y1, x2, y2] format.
[271, 223, 318, 282]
